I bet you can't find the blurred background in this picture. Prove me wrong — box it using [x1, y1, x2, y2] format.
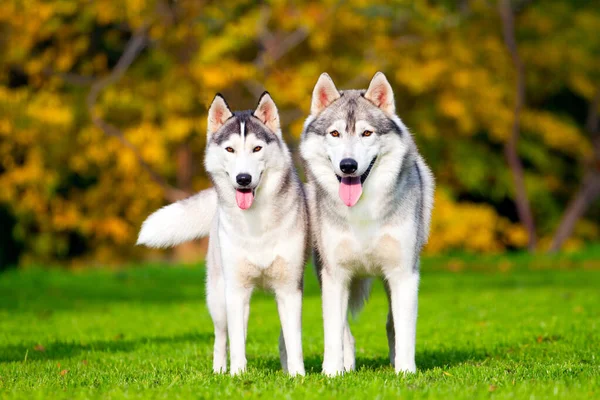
[0, 0, 599, 269]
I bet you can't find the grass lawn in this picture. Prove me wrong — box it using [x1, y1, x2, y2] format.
[0, 249, 599, 399]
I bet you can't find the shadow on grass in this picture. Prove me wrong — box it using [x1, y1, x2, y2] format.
[0, 331, 212, 363]
[252, 347, 490, 374]
[355, 348, 489, 372]
[254, 354, 324, 374]
[418, 348, 489, 370]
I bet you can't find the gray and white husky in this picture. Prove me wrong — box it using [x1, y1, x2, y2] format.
[137, 92, 308, 376]
[300, 72, 434, 376]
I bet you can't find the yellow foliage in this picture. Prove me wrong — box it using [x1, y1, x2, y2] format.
[0, 0, 597, 266]
[427, 191, 529, 254]
[521, 111, 591, 157]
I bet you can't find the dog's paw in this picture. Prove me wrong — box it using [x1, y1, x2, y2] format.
[394, 361, 417, 374]
[287, 365, 305, 377]
[322, 363, 344, 377]
[343, 359, 355, 372]
[229, 362, 247, 376]
[212, 364, 227, 374]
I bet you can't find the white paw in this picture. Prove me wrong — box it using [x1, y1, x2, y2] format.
[343, 360, 355, 372]
[229, 362, 247, 376]
[322, 363, 344, 377]
[287, 364, 306, 376]
[395, 361, 417, 374]
[213, 364, 227, 374]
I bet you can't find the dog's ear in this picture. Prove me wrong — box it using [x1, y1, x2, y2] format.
[207, 94, 233, 137]
[364, 72, 395, 115]
[254, 91, 281, 135]
[311, 73, 340, 115]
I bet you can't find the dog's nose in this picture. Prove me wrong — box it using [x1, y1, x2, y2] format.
[339, 158, 358, 174]
[236, 173, 252, 187]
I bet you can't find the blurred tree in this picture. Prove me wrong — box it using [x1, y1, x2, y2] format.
[499, 0, 536, 251]
[0, 0, 598, 266]
[550, 88, 600, 251]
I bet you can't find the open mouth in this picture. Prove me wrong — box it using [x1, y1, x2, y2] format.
[335, 157, 377, 184]
[235, 188, 255, 210]
[336, 157, 377, 207]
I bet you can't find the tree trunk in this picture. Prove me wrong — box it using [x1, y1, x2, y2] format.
[549, 89, 600, 252]
[176, 144, 194, 193]
[549, 174, 600, 252]
[499, 0, 537, 251]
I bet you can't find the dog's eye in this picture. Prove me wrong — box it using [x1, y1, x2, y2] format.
[225, 147, 234, 153]
[253, 146, 262, 153]
[330, 130, 340, 138]
[362, 130, 373, 137]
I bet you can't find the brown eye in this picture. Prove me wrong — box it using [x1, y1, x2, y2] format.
[225, 147, 234, 153]
[330, 130, 340, 138]
[362, 130, 373, 137]
[253, 146, 262, 153]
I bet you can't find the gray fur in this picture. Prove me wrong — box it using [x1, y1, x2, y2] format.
[305, 90, 401, 138]
[139, 93, 309, 376]
[212, 111, 278, 145]
[300, 72, 435, 374]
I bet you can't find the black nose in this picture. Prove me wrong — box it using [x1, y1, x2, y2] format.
[236, 173, 252, 187]
[339, 158, 358, 174]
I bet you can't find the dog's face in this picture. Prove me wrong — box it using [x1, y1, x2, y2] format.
[205, 92, 282, 210]
[301, 72, 408, 207]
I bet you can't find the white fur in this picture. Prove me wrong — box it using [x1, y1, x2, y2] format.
[301, 72, 434, 376]
[138, 93, 307, 377]
[137, 188, 217, 248]
[206, 155, 307, 376]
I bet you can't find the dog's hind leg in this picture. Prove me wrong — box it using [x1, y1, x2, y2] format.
[343, 321, 355, 372]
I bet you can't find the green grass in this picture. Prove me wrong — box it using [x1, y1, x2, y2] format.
[1, 250, 599, 399]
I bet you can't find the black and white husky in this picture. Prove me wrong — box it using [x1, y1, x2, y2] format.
[138, 93, 308, 376]
[300, 72, 434, 376]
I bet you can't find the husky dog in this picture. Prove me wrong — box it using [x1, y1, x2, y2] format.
[300, 72, 434, 376]
[137, 92, 308, 376]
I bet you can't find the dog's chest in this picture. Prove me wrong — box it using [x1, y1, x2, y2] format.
[325, 200, 402, 273]
[237, 255, 291, 289]
[333, 232, 401, 274]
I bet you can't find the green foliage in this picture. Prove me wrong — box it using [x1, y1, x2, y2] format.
[1, 251, 599, 398]
[0, 0, 599, 264]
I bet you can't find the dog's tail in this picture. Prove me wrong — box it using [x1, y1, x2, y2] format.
[137, 188, 218, 248]
[348, 277, 373, 317]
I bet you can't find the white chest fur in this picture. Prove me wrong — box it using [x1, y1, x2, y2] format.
[321, 194, 402, 275]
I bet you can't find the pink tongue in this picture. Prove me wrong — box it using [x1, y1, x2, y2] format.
[339, 177, 362, 207]
[235, 190, 254, 210]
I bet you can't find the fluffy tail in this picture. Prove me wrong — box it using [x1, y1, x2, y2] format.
[137, 188, 217, 248]
[348, 277, 373, 317]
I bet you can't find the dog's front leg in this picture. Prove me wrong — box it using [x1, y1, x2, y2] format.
[386, 269, 419, 374]
[275, 285, 305, 376]
[224, 278, 252, 375]
[321, 268, 349, 376]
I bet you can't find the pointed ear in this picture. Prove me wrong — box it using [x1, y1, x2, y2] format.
[364, 72, 395, 114]
[207, 94, 233, 137]
[254, 91, 280, 135]
[311, 73, 340, 115]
